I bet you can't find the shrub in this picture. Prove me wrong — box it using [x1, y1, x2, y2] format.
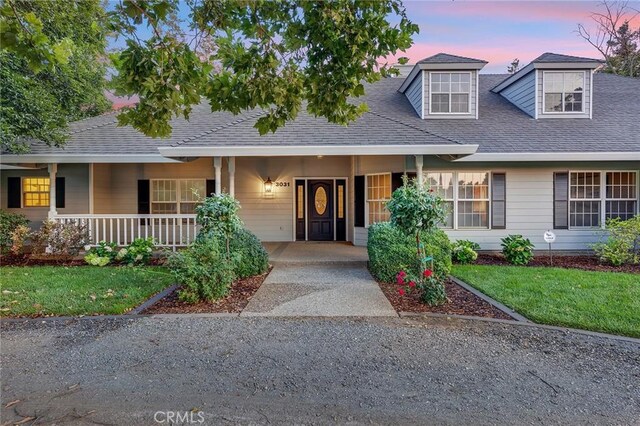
[10, 224, 30, 255]
[501, 234, 534, 265]
[84, 241, 118, 266]
[368, 222, 452, 285]
[592, 216, 640, 266]
[195, 193, 242, 258]
[0, 210, 29, 253]
[452, 240, 480, 264]
[227, 228, 269, 278]
[168, 236, 236, 303]
[115, 237, 155, 265]
[30, 220, 89, 257]
[84, 252, 111, 266]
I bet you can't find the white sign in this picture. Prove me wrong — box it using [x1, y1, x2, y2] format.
[543, 230, 556, 244]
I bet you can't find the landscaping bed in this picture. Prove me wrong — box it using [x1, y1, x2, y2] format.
[142, 267, 271, 314]
[452, 264, 640, 338]
[475, 253, 639, 274]
[377, 277, 513, 319]
[0, 266, 174, 318]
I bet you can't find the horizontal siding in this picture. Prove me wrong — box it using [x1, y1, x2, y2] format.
[404, 72, 423, 117]
[500, 71, 535, 117]
[0, 164, 89, 226]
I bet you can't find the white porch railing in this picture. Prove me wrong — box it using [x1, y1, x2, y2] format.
[53, 214, 200, 249]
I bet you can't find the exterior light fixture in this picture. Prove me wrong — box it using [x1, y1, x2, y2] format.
[264, 177, 273, 193]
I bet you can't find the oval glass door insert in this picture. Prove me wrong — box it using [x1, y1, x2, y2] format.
[314, 186, 327, 215]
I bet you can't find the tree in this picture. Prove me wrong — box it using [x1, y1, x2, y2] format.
[0, 0, 111, 153]
[507, 58, 520, 74]
[577, 0, 640, 77]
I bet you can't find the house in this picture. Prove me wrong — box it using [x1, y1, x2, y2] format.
[1, 52, 639, 251]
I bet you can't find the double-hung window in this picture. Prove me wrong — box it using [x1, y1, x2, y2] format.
[424, 172, 454, 228]
[543, 71, 584, 113]
[565, 171, 638, 228]
[23, 177, 50, 207]
[430, 72, 471, 114]
[151, 179, 205, 214]
[366, 173, 391, 225]
[457, 172, 490, 228]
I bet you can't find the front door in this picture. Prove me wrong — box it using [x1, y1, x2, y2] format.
[307, 180, 333, 241]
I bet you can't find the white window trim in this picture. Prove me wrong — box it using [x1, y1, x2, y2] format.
[423, 171, 492, 230]
[428, 71, 472, 115]
[568, 170, 639, 229]
[542, 70, 586, 115]
[22, 176, 51, 208]
[150, 178, 206, 215]
[364, 173, 392, 228]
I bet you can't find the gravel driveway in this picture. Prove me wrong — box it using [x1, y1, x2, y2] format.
[1, 316, 639, 425]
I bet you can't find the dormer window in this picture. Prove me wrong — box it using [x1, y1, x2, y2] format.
[430, 72, 471, 114]
[543, 71, 584, 113]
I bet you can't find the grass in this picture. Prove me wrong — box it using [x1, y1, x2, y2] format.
[452, 264, 640, 338]
[0, 266, 174, 317]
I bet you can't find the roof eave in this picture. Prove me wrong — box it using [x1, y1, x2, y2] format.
[454, 152, 640, 162]
[0, 154, 186, 164]
[158, 144, 480, 158]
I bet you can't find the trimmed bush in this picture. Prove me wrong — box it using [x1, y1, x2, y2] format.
[168, 236, 236, 303]
[368, 222, 452, 284]
[501, 234, 534, 265]
[30, 220, 89, 257]
[452, 239, 480, 264]
[592, 216, 640, 266]
[227, 228, 269, 278]
[0, 210, 29, 254]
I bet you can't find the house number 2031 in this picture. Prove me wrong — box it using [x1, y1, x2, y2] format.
[275, 182, 290, 187]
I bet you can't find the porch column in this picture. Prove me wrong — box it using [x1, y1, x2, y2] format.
[415, 155, 424, 188]
[213, 156, 222, 194]
[48, 163, 57, 218]
[228, 157, 236, 198]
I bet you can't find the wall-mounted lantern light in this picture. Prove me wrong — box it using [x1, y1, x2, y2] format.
[264, 176, 273, 198]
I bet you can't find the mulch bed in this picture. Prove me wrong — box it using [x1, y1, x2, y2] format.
[475, 253, 639, 274]
[142, 267, 272, 314]
[377, 278, 513, 320]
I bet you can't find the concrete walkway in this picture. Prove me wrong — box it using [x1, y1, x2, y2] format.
[242, 242, 396, 317]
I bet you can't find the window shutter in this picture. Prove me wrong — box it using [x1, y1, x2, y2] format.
[137, 180, 150, 214]
[354, 175, 365, 227]
[206, 180, 216, 197]
[391, 173, 404, 191]
[55, 177, 65, 209]
[7, 177, 21, 208]
[491, 173, 506, 229]
[553, 172, 569, 229]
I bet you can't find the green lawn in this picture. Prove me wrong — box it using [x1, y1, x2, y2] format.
[452, 265, 640, 338]
[0, 266, 174, 317]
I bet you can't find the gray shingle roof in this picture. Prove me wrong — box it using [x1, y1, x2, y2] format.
[533, 52, 602, 63]
[417, 53, 487, 64]
[6, 72, 639, 158]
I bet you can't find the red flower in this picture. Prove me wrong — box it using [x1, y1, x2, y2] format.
[396, 275, 404, 285]
[398, 270, 407, 278]
[398, 288, 405, 296]
[408, 281, 416, 288]
[423, 269, 433, 278]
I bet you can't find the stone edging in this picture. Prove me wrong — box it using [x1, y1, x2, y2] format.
[129, 284, 179, 315]
[398, 311, 640, 345]
[448, 276, 531, 323]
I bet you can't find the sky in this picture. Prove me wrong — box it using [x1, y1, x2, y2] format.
[394, 0, 639, 73]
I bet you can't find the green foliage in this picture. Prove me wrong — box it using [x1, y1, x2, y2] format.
[501, 234, 535, 265]
[115, 237, 155, 266]
[0, 0, 111, 152]
[168, 236, 236, 303]
[452, 240, 480, 264]
[196, 193, 243, 257]
[84, 252, 111, 267]
[227, 228, 269, 279]
[0, 210, 29, 253]
[106, 0, 418, 137]
[592, 216, 640, 266]
[30, 220, 89, 257]
[367, 222, 452, 285]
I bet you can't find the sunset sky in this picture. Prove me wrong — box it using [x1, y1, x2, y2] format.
[394, 0, 639, 73]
